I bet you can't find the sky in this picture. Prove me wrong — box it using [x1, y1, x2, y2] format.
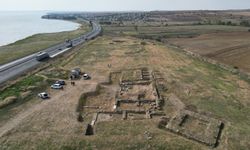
[0, 0, 250, 11]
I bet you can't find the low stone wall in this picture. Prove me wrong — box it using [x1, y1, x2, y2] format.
[164, 110, 223, 147]
[153, 71, 166, 109]
[121, 80, 151, 86]
[120, 68, 152, 85]
[117, 99, 156, 104]
[150, 111, 166, 117]
[91, 113, 99, 126]
[76, 84, 101, 112]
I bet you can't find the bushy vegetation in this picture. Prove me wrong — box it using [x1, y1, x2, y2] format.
[0, 75, 44, 101]
[240, 20, 250, 27]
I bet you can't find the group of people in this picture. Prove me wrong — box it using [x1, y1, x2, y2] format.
[70, 81, 75, 86]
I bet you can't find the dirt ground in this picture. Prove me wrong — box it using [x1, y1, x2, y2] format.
[118, 83, 158, 100]
[168, 32, 250, 72]
[0, 79, 99, 145]
[0, 35, 249, 149]
[85, 84, 118, 112]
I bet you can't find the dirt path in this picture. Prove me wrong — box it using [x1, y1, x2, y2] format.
[0, 80, 98, 138]
[0, 99, 49, 137]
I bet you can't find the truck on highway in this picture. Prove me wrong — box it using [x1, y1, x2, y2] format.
[65, 39, 73, 48]
[36, 52, 50, 61]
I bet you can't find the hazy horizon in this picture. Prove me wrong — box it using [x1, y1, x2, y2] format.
[0, 0, 250, 12]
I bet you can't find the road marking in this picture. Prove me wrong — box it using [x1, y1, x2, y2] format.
[50, 48, 71, 58]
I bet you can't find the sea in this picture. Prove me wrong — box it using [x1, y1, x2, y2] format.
[0, 11, 80, 47]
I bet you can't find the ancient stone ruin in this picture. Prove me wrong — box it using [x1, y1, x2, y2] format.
[78, 67, 223, 147]
[112, 68, 166, 119]
[159, 110, 223, 147]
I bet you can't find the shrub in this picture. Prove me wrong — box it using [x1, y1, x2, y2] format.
[155, 37, 162, 42]
[240, 20, 250, 27]
[140, 41, 147, 45]
[0, 96, 17, 108]
[226, 21, 233, 26]
[234, 66, 239, 69]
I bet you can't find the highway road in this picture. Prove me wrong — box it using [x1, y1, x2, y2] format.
[0, 21, 102, 85]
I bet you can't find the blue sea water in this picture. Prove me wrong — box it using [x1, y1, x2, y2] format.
[0, 11, 80, 46]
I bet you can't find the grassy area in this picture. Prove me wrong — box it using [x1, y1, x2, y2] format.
[62, 37, 115, 69]
[0, 75, 44, 101]
[0, 75, 48, 126]
[0, 24, 250, 149]
[104, 25, 249, 39]
[92, 120, 203, 150]
[168, 57, 250, 149]
[69, 35, 250, 149]
[59, 35, 250, 149]
[0, 22, 90, 65]
[40, 68, 69, 80]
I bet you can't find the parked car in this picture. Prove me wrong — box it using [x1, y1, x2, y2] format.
[38, 92, 49, 99]
[83, 73, 91, 80]
[55, 80, 66, 85]
[51, 84, 63, 89]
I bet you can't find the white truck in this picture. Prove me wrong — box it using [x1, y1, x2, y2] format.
[65, 39, 73, 48]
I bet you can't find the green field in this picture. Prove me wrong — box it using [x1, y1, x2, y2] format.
[104, 24, 249, 39]
[0, 22, 90, 65]
[0, 75, 44, 101]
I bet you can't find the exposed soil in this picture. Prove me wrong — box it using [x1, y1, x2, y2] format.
[168, 32, 250, 72]
[0, 80, 98, 138]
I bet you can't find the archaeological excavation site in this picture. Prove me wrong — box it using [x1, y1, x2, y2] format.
[77, 67, 224, 148]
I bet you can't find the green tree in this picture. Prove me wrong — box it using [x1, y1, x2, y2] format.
[240, 20, 250, 27]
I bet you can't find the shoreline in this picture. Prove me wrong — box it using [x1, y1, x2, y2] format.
[0, 13, 81, 47]
[0, 20, 81, 48]
[0, 16, 90, 65]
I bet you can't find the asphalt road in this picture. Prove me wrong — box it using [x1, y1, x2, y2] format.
[0, 21, 101, 85]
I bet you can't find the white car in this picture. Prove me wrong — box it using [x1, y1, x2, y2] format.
[55, 80, 66, 85]
[83, 74, 90, 80]
[51, 84, 63, 89]
[38, 92, 49, 99]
